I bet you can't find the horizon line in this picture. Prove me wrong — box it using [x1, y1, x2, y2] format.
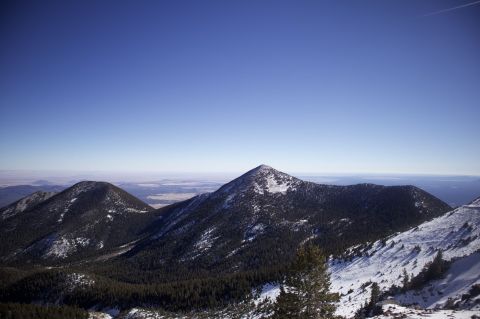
[0, 168, 479, 178]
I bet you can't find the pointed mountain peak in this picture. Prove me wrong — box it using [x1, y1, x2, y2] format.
[252, 164, 274, 171]
[244, 164, 278, 177]
[218, 165, 302, 196]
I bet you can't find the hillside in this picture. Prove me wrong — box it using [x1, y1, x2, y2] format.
[0, 181, 155, 263]
[330, 197, 480, 317]
[105, 165, 451, 283]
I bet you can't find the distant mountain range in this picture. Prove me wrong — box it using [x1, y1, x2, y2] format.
[0, 181, 223, 209]
[0, 165, 477, 318]
[2, 172, 479, 209]
[0, 165, 450, 269]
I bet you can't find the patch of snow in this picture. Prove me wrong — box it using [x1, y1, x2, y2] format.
[66, 273, 94, 292]
[88, 312, 113, 319]
[57, 212, 65, 223]
[243, 223, 266, 242]
[75, 237, 90, 247]
[43, 236, 91, 259]
[125, 207, 148, 213]
[254, 283, 281, 306]
[226, 247, 241, 258]
[44, 236, 74, 258]
[265, 174, 292, 194]
[253, 181, 265, 195]
[124, 308, 165, 319]
[58, 196, 81, 222]
[194, 227, 218, 252]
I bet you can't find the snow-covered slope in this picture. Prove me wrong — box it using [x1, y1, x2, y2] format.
[330, 197, 480, 317]
[373, 304, 479, 319]
[0, 191, 57, 220]
[395, 251, 480, 309]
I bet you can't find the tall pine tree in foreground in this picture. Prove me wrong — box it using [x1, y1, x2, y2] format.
[272, 244, 339, 319]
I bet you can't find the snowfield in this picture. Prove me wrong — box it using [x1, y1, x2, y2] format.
[373, 304, 479, 319]
[330, 198, 480, 317]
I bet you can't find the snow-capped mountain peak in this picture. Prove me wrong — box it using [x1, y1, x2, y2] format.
[218, 164, 302, 196]
[250, 164, 274, 173]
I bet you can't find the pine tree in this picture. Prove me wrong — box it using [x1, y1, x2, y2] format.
[272, 244, 339, 319]
[428, 250, 447, 279]
[354, 301, 367, 319]
[271, 286, 302, 319]
[369, 282, 380, 306]
[401, 268, 410, 291]
[361, 282, 382, 317]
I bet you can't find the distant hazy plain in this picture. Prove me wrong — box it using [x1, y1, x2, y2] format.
[0, 170, 478, 208]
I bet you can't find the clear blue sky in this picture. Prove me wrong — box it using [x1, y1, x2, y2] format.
[0, 0, 479, 175]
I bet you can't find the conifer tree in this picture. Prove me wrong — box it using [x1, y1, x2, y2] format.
[271, 286, 302, 319]
[369, 282, 380, 306]
[272, 244, 339, 319]
[368, 282, 382, 316]
[401, 268, 410, 291]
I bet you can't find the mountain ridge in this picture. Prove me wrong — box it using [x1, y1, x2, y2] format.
[104, 165, 452, 283]
[0, 181, 156, 263]
[0, 190, 57, 220]
[0, 167, 452, 270]
[0, 165, 460, 317]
